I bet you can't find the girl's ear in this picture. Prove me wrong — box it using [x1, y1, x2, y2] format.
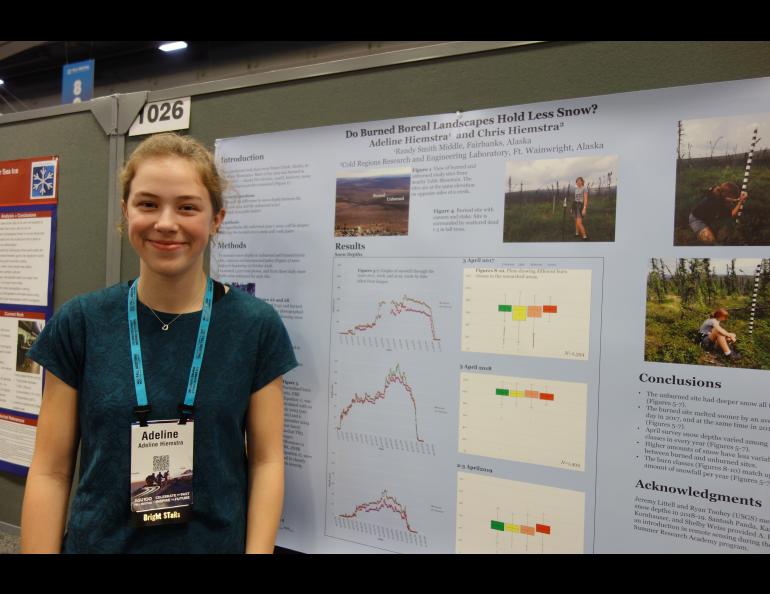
[211, 208, 226, 236]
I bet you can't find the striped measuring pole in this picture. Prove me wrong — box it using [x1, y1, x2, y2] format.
[749, 263, 761, 336]
[736, 126, 759, 225]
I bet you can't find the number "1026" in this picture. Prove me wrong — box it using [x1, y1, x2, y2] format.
[137, 100, 185, 124]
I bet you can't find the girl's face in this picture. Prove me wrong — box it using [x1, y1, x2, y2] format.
[123, 156, 224, 280]
[576, 178, 584, 188]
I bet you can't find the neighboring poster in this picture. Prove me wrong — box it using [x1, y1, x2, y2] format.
[0, 156, 58, 476]
[211, 77, 770, 554]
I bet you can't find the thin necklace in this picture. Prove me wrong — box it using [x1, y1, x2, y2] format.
[147, 307, 183, 331]
[140, 277, 206, 331]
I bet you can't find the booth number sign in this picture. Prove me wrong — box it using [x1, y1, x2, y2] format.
[129, 97, 191, 137]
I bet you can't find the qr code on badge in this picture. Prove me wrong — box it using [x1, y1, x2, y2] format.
[30, 160, 57, 199]
[153, 455, 170, 472]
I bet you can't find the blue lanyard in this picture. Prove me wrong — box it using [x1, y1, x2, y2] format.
[128, 277, 213, 423]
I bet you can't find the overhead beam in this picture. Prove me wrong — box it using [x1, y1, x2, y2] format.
[0, 41, 50, 61]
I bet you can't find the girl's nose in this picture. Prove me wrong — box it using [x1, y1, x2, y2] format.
[154, 207, 179, 231]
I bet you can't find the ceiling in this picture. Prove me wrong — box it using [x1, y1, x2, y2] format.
[0, 41, 343, 111]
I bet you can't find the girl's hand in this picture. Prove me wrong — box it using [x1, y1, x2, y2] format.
[581, 208, 586, 217]
[739, 191, 748, 202]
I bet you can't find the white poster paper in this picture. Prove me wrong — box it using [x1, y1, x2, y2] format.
[212, 76, 770, 553]
[0, 212, 53, 306]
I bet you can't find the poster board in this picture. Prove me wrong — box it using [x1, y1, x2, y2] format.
[211, 75, 770, 553]
[0, 156, 58, 475]
[0, 110, 110, 521]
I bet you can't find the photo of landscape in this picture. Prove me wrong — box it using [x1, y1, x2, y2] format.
[503, 155, 618, 243]
[334, 167, 411, 237]
[674, 112, 770, 246]
[645, 258, 769, 370]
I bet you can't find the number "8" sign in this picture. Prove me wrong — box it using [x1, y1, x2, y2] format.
[73, 79, 83, 103]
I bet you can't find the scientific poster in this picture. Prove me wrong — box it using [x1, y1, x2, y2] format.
[212, 76, 770, 553]
[0, 156, 58, 476]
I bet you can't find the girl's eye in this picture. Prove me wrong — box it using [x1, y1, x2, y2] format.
[180, 205, 197, 211]
[139, 201, 155, 208]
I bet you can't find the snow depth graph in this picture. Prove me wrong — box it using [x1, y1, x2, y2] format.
[327, 257, 457, 552]
[330, 354, 441, 456]
[461, 266, 592, 360]
[332, 258, 455, 353]
[326, 447, 451, 552]
[456, 472, 585, 554]
[459, 373, 587, 471]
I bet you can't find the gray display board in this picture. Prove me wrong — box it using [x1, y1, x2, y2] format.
[0, 109, 111, 526]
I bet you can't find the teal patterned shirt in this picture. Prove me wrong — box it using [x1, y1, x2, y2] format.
[29, 281, 298, 554]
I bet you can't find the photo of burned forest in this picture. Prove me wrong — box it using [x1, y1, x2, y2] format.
[674, 113, 770, 246]
[334, 168, 411, 237]
[503, 155, 618, 243]
[645, 258, 770, 370]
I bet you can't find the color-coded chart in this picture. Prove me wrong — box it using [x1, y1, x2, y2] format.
[490, 520, 551, 536]
[459, 373, 587, 470]
[498, 303, 558, 320]
[495, 387, 555, 401]
[456, 472, 585, 554]
[462, 266, 592, 360]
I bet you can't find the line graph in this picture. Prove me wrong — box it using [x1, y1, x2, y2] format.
[336, 363, 424, 443]
[339, 295, 440, 341]
[462, 267, 592, 360]
[326, 460, 444, 551]
[456, 472, 585, 554]
[338, 489, 418, 533]
[332, 258, 455, 353]
[459, 373, 587, 470]
[329, 353, 443, 455]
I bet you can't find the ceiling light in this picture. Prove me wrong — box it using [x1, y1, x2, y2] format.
[0, 79, 4, 85]
[159, 42, 188, 53]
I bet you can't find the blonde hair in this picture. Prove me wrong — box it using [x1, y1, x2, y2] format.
[120, 133, 226, 214]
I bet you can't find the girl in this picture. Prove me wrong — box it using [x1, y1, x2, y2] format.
[573, 177, 589, 241]
[699, 307, 741, 361]
[688, 182, 748, 244]
[20, 133, 298, 553]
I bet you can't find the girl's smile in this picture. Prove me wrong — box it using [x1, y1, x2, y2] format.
[123, 156, 223, 279]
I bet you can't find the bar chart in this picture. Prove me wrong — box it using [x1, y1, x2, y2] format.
[461, 266, 592, 360]
[455, 472, 585, 554]
[459, 372, 587, 470]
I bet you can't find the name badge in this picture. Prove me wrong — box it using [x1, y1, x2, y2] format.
[130, 419, 194, 527]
